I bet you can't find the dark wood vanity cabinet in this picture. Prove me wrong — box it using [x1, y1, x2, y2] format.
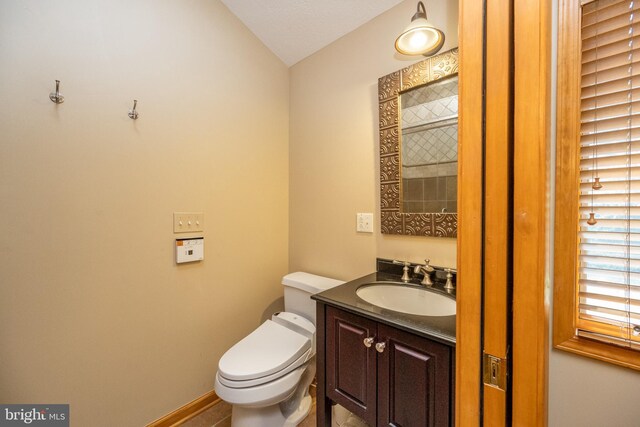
[320, 305, 454, 427]
[325, 306, 378, 425]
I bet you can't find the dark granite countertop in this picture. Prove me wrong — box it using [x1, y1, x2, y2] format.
[312, 271, 456, 346]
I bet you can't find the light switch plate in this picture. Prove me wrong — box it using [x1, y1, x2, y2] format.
[174, 212, 204, 233]
[357, 213, 374, 233]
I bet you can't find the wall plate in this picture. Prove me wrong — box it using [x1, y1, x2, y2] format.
[173, 212, 204, 233]
[357, 213, 374, 233]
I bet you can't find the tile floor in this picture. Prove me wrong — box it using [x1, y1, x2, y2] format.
[181, 386, 317, 427]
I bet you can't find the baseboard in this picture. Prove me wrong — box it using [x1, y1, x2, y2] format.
[147, 390, 220, 427]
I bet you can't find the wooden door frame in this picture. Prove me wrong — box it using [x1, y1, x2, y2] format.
[457, 0, 550, 425]
[512, 0, 550, 425]
[483, 0, 514, 424]
[456, 0, 485, 423]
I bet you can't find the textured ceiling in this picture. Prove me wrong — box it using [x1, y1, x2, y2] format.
[220, 0, 404, 66]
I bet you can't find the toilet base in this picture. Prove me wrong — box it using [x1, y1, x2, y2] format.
[283, 395, 312, 427]
[230, 395, 312, 427]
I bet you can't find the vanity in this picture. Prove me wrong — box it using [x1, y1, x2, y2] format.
[310, 47, 459, 427]
[312, 259, 456, 427]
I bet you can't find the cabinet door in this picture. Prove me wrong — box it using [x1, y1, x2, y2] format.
[326, 306, 378, 426]
[377, 324, 452, 427]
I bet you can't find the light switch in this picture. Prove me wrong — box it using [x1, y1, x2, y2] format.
[357, 213, 374, 233]
[176, 237, 204, 263]
[174, 212, 204, 233]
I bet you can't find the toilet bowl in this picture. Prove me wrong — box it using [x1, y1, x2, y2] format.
[214, 272, 344, 427]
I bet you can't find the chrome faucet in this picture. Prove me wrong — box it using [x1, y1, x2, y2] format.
[392, 260, 412, 282]
[414, 259, 435, 286]
[444, 268, 457, 292]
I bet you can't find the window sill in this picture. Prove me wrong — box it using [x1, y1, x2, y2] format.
[553, 335, 640, 371]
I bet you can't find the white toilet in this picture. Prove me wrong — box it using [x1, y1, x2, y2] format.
[214, 272, 344, 427]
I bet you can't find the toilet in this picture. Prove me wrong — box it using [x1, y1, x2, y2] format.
[214, 272, 344, 427]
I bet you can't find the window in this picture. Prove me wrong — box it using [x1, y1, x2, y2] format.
[555, 0, 640, 369]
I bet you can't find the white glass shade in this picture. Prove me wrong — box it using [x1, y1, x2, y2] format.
[395, 17, 445, 56]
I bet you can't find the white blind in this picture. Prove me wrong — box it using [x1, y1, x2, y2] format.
[579, 0, 640, 348]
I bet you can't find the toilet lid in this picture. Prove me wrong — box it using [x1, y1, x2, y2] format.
[218, 318, 312, 381]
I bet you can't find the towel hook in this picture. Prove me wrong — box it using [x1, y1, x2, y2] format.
[128, 99, 139, 120]
[49, 80, 64, 104]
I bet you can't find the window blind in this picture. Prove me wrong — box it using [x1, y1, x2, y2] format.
[579, 0, 640, 349]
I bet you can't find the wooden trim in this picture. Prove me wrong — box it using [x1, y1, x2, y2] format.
[553, 0, 582, 351]
[553, 0, 640, 372]
[513, 0, 550, 425]
[483, 0, 513, 424]
[484, 0, 512, 357]
[456, 0, 485, 424]
[146, 390, 221, 427]
[555, 336, 640, 369]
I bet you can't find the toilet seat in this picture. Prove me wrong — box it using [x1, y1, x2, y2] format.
[217, 312, 315, 387]
[215, 365, 308, 407]
[217, 347, 313, 388]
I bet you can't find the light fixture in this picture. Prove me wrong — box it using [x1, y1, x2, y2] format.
[395, 1, 445, 56]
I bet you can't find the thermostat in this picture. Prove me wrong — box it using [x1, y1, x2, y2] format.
[176, 237, 204, 264]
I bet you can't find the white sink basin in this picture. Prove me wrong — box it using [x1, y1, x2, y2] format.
[356, 284, 456, 316]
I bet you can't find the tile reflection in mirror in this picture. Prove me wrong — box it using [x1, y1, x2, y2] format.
[401, 76, 458, 214]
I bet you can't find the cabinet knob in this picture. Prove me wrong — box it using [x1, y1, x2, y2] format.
[375, 342, 386, 353]
[363, 337, 375, 348]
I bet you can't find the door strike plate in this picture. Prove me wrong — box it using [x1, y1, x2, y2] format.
[483, 352, 508, 391]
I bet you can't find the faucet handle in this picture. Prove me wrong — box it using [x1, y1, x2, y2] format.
[392, 260, 412, 282]
[444, 268, 457, 292]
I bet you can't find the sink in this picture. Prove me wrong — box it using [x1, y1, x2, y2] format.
[356, 284, 456, 316]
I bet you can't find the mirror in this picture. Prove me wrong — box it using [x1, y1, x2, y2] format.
[401, 75, 458, 214]
[378, 48, 458, 237]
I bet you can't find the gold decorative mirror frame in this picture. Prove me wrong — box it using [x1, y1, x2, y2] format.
[378, 47, 458, 237]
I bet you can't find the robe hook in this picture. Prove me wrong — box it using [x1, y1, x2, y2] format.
[49, 80, 64, 104]
[128, 99, 139, 120]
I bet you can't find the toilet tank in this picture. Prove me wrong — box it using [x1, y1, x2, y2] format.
[282, 272, 344, 325]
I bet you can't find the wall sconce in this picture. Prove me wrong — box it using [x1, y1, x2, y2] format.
[395, 1, 445, 56]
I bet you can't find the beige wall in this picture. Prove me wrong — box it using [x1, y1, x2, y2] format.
[289, 0, 459, 282]
[0, 1, 289, 425]
[15, 1, 634, 426]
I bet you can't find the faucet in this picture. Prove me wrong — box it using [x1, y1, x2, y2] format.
[444, 268, 457, 292]
[392, 260, 412, 282]
[414, 259, 435, 286]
